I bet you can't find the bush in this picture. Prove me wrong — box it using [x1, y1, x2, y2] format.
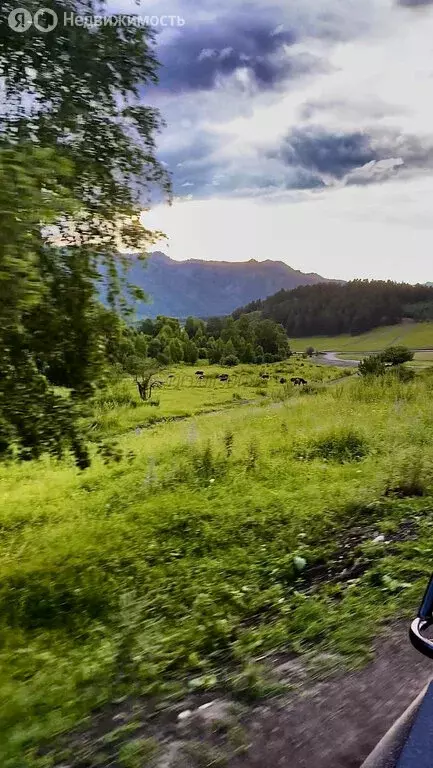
[221, 354, 240, 367]
[359, 355, 386, 377]
[93, 380, 137, 410]
[297, 428, 369, 463]
[381, 346, 414, 366]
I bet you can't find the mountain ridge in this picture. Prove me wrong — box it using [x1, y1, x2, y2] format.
[127, 252, 338, 318]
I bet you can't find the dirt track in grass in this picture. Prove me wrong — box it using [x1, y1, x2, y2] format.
[230, 624, 432, 768]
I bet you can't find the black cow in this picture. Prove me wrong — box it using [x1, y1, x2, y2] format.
[280, 377, 287, 384]
[260, 373, 270, 380]
[219, 374, 229, 382]
[291, 377, 307, 386]
[195, 370, 204, 376]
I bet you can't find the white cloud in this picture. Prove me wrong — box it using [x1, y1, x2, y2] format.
[147, 0, 433, 280]
[143, 172, 433, 283]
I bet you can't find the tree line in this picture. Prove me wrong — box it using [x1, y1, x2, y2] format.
[234, 280, 433, 337]
[103, 311, 291, 372]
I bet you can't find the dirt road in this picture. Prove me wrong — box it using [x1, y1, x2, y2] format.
[317, 351, 360, 367]
[230, 625, 432, 768]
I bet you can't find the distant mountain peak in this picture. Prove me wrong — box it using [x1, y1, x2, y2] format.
[127, 252, 337, 319]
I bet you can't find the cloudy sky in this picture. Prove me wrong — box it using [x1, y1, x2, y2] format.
[133, 0, 433, 281]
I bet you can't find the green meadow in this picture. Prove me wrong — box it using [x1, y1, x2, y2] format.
[2, 361, 433, 767]
[290, 321, 433, 353]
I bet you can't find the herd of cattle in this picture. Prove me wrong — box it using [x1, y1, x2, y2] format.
[194, 371, 308, 385]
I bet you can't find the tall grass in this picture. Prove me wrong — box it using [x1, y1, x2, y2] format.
[1, 367, 433, 765]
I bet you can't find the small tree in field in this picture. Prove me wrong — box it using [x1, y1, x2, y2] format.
[359, 355, 386, 377]
[123, 357, 165, 401]
[381, 346, 414, 366]
[183, 340, 198, 365]
[221, 354, 240, 367]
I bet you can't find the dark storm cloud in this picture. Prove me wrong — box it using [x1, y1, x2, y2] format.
[156, 15, 304, 92]
[275, 128, 377, 178]
[158, 128, 326, 199]
[271, 126, 433, 187]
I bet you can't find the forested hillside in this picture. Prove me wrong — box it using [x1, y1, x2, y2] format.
[234, 281, 433, 337]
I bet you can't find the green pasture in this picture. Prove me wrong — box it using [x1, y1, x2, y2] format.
[1, 365, 433, 766]
[290, 322, 433, 353]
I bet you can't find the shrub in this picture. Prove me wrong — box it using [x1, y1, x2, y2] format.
[298, 428, 369, 463]
[221, 354, 240, 367]
[93, 380, 138, 410]
[381, 346, 414, 366]
[359, 355, 386, 377]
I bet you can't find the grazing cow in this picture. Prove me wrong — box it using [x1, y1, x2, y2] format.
[291, 377, 307, 386]
[219, 374, 229, 382]
[195, 370, 204, 376]
[280, 377, 287, 384]
[260, 373, 270, 380]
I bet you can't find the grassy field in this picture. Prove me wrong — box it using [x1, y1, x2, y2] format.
[1, 361, 433, 767]
[290, 321, 433, 353]
[90, 360, 351, 438]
